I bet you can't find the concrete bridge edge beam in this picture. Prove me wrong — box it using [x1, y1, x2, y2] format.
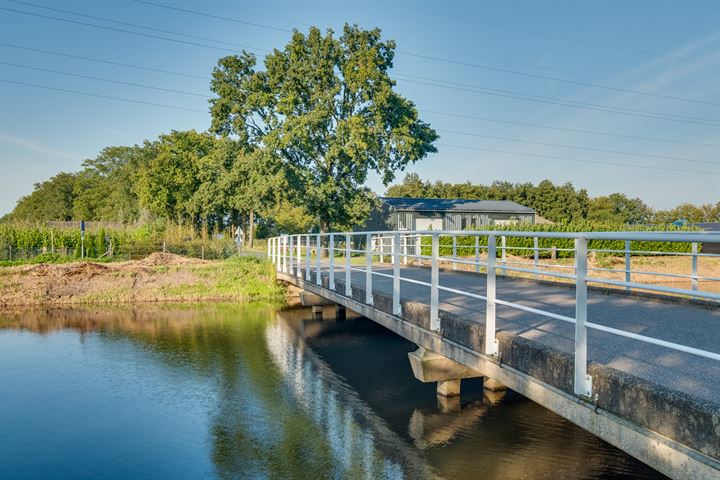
[280, 273, 720, 480]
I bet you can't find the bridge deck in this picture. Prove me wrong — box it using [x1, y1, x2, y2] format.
[319, 264, 719, 404]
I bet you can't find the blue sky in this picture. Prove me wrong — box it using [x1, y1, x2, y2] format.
[0, 0, 718, 216]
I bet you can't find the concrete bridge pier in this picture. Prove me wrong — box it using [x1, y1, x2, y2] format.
[408, 347, 482, 398]
[300, 291, 346, 320]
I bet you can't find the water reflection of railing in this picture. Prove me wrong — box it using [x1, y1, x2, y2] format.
[266, 312, 438, 480]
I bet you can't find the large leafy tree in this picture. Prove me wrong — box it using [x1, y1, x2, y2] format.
[209, 24, 438, 231]
[587, 193, 653, 224]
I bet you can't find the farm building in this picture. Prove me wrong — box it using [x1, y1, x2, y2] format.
[363, 197, 536, 231]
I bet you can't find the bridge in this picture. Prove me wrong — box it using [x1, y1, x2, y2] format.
[267, 229, 720, 480]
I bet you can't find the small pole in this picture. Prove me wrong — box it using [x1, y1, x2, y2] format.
[50, 230, 55, 254]
[402, 234, 408, 265]
[305, 234, 311, 281]
[691, 242, 698, 291]
[500, 235, 507, 275]
[288, 235, 295, 275]
[201, 245, 204, 260]
[9, 245, 12, 261]
[485, 234, 498, 355]
[474, 235, 480, 273]
[393, 232, 401, 315]
[345, 234, 352, 296]
[625, 240, 631, 291]
[533, 237, 539, 277]
[329, 234, 335, 290]
[574, 236, 592, 397]
[365, 233, 373, 305]
[296, 235, 302, 277]
[315, 234, 321, 286]
[430, 233, 440, 331]
[162, 241, 166, 253]
[452, 235, 457, 270]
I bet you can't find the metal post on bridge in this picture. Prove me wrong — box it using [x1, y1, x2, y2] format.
[402, 234, 408, 265]
[296, 235, 302, 277]
[533, 237, 539, 277]
[345, 234, 352, 296]
[393, 232, 401, 316]
[485, 234, 498, 356]
[305, 234, 311, 281]
[365, 233, 373, 305]
[625, 240, 631, 291]
[329, 234, 335, 291]
[474, 235, 480, 273]
[574, 236, 592, 398]
[691, 242, 698, 291]
[452, 235, 457, 270]
[430, 233, 440, 331]
[282, 236, 287, 273]
[315, 234, 322, 286]
[501, 235, 507, 275]
[288, 235, 294, 275]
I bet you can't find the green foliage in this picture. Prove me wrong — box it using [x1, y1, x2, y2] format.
[210, 25, 439, 231]
[7, 172, 78, 222]
[654, 202, 720, 223]
[587, 194, 653, 224]
[419, 222, 700, 257]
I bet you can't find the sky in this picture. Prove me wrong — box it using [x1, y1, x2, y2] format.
[0, 0, 719, 217]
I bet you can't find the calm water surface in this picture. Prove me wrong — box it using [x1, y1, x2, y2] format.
[0, 304, 666, 480]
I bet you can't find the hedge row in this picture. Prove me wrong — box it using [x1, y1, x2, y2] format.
[417, 223, 700, 258]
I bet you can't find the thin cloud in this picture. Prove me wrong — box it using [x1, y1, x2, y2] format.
[0, 133, 80, 160]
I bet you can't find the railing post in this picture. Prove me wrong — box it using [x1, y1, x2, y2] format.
[345, 234, 352, 296]
[430, 233, 440, 331]
[365, 233, 373, 305]
[296, 235, 302, 277]
[402, 234, 408, 265]
[485, 234, 498, 355]
[501, 235, 507, 275]
[288, 235, 294, 275]
[315, 234, 322, 286]
[574, 236, 592, 397]
[305, 234, 311, 281]
[474, 235, 480, 273]
[691, 242, 698, 291]
[267, 237, 271, 261]
[625, 240, 631, 291]
[329, 234, 335, 291]
[533, 236, 539, 277]
[282, 236, 287, 273]
[452, 235, 457, 270]
[393, 232, 401, 315]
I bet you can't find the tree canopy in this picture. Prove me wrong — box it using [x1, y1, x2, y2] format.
[209, 25, 439, 231]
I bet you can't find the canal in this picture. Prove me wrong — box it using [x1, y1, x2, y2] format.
[0, 304, 666, 479]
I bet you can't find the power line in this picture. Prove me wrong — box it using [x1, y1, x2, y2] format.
[379, 0, 718, 66]
[396, 51, 720, 106]
[0, 7, 250, 55]
[395, 74, 720, 126]
[3, 41, 715, 149]
[0, 79, 207, 113]
[422, 110, 720, 149]
[131, 0, 292, 33]
[5, 4, 717, 125]
[7, 0, 270, 53]
[437, 143, 715, 175]
[0, 61, 208, 97]
[0, 43, 208, 80]
[1, 79, 713, 176]
[436, 129, 715, 165]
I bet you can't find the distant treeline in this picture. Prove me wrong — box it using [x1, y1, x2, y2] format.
[386, 173, 719, 225]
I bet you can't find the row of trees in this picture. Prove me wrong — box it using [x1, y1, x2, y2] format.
[4, 25, 438, 243]
[386, 173, 720, 224]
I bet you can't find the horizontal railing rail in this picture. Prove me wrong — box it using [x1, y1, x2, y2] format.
[267, 229, 720, 399]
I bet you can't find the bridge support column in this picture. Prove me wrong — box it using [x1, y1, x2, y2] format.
[483, 377, 506, 392]
[334, 305, 346, 320]
[408, 347, 482, 398]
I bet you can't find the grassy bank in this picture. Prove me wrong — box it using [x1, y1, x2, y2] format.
[0, 253, 285, 307]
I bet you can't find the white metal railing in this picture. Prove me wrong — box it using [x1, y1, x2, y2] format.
[268, 229, 720, 398]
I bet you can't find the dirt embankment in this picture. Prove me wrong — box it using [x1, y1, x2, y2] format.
[0, 253, 253, 307]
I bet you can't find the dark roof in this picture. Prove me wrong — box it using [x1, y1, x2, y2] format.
[380, 197, 535, 214]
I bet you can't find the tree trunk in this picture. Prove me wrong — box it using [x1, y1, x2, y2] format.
[248, 209, 255, 249]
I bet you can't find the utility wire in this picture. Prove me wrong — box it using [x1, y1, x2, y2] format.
[0, 43, 207, 80]
[379, 0, 718, 66]
[0, 79, 207, 113]
[395, 75, 720, 126]
[422, 110, 720, 149]
[396, 51, 720, 106]
[7, 0, 270, 53]
[4, 5, 717, 125]
[3, 42, 715, 149]
[436, 129, 715, 165]
[437, 143, 715, 175]
[0, 61, 208, 97]
[0, 79, 713, 175]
